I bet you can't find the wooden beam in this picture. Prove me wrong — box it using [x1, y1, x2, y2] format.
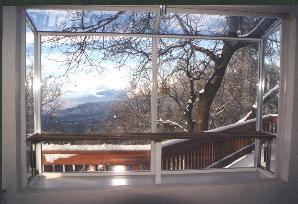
[27, 131, 276, 144]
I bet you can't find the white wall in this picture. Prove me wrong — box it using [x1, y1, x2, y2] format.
[2, 6, 18, 196]
[2, 6, 298, 204]
[287, 11, 298, 202]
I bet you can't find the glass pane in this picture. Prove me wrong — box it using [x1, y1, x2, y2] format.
[42, 139, 151, 172]
[260, 26, 281, 172]
[157, 38, 223, 133]
[41, 36, 151, 134]
[40, 35, 152, 172]
[26, 23, 35, 179]
[26, 24, 35, 134]
[27, 9, 156, 33]
[160, 13, 277, 37]
[159, 37, 259, 170]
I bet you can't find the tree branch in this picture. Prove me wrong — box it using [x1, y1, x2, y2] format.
[237, 83, 279, 122]
[157, 118, 187, 132]
[192, 44, 219, 62]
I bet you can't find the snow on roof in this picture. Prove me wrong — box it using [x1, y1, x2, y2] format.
[237, 111, 253, 123]
[162, 114, 278, 147]
[206, 118, 256, 132]
[264, 84, 279, 99]
[42, 143, 151, 151]
[162, 139, 189, 147]
[207, 114, 277, 132]
[44, 154, 77, 163]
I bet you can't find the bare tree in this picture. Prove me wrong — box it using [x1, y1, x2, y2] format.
[25, 66, 64, 133]
[103, 79, 151, 133]
[40, 12, 278, 132]
[25, 67, 35, 133]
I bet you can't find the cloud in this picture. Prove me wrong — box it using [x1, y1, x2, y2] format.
[62, 89, 123, 108]
[26, 31, 34, 44]
[95, 89, 122, 98]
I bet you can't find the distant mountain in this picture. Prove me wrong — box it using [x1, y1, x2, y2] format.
[58, 101, 111, 121]
[63, 89, 123, 108]
[42, 101, 114, 133]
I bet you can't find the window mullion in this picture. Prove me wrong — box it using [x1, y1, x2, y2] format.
[33, 32, 42, 173]
[151, 36, 162, 184]
[255, 40, 264, 168]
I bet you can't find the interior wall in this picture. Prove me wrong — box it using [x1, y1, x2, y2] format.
[2, 6, 18, 196]
[288, 11, 298, 202]
[2, 6, 298, 204]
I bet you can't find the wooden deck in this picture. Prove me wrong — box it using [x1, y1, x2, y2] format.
[27, 115, 277, 173]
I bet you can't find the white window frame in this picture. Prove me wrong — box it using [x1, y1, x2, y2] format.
[20, 5, 286, 187]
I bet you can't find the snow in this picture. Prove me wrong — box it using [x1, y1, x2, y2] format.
[42, 143, 151, 151]
[162, 139, 189, 147]
[206, 118, 256, 132]
[209, 114, 277, 132]
[43, 115, 278, 151]
[237, 111, 253, 123]
[263, 84, 279, 99]
[237, 84, 279, 122]
[44, 154, 77, 163]
[186, 105, 190, 112]
[157, 119, 187, 132]
[163, 114, 277, 147]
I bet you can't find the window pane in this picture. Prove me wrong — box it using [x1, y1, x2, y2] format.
[26, 23, 35, 179]
[160, 13, 277, 37]
[40, 35, 152, 172]
[260, 26, 281, 172]
[159, 37, 259, 170]
[42, 140, 151, 172]
[26, 24, 35, 134]
[41, 36, 151, 134]
[27, 9, 156, 33]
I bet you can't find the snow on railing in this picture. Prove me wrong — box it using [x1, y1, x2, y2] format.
[42, 143, 151, 151]
[161, 114, 277, 170]
[162, 114, 277, 148]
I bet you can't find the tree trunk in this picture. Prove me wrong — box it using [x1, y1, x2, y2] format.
[197, 97, 211, 131]
[193, 17, 277, 132]
[195, 46, 236, 131]
[185, 112, 195, 132]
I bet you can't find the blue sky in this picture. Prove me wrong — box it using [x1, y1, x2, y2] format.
[27, 30, 133, 108]
[26, 18, 280, 109]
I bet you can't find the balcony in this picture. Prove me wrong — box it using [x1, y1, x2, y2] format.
[26, 115, 276, 189]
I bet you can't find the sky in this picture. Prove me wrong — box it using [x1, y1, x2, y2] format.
[42, 47, 131, 108]
[26, 12, 281, 110]
[26, 28, 132, 108]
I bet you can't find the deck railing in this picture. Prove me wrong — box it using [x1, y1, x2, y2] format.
[162, 115, 277, 170]
[26, 115, 277, 176]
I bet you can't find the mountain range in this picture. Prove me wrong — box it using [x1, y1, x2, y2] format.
[42, 100, 114, 133]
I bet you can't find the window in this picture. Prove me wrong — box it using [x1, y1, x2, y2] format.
[39, 35, 152, 172]
[25, 21, 36, 179]
[260, 25, 281, 172]
[159, 38, 259, 170]
[24, 7, 280, 184]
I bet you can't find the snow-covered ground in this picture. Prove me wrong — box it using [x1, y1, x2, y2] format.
[42, 143, 151, 151]
[226, 142, 276, 171]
